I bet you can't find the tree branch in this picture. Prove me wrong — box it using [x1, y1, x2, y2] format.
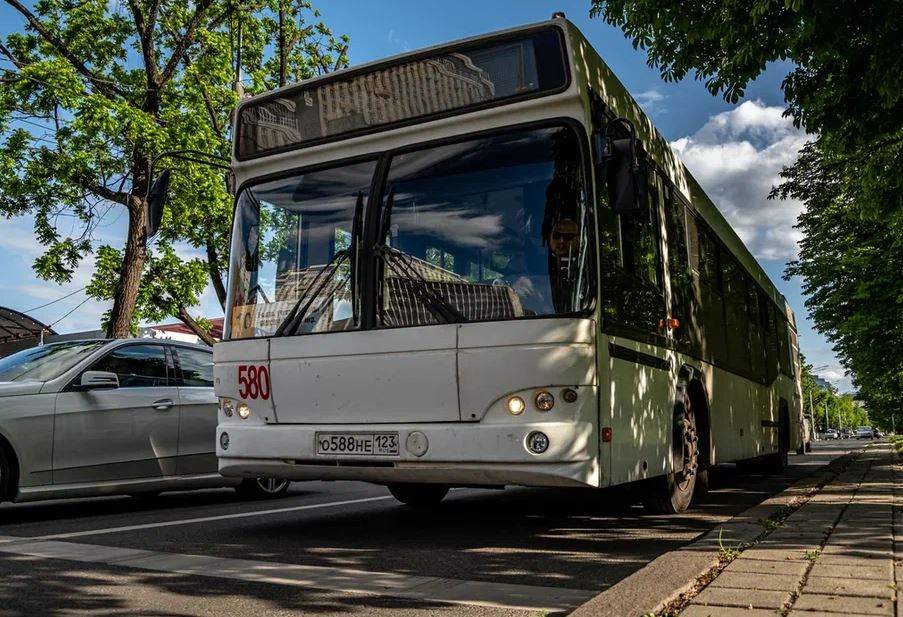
[177, 305, 216, 346]
[157, 0, 214, 87]
[205, 235, 227, 309]
[4, 0, 129, 100]
[72, 172, 130, 206]
[129, 0, 161, 88]
[333, 44, 348, 72]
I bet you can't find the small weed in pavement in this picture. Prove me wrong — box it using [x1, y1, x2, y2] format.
[805, 550, 820, 561]
[717, 529, 743, 563]
[759, 516, 782, 530]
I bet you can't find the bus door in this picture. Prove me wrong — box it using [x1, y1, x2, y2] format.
[598, 171, 677, 485]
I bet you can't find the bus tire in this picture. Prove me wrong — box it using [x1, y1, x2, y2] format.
[643, 397, 699, 514]
[236, 478, 291, 499]
[388, 483, 449, 507]
[763, 406, 790, 473]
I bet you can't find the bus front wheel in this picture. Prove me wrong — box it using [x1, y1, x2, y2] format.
[388, 483, 449, 507]
[643, 397, 699, 514]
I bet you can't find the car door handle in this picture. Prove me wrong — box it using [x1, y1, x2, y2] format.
[152, 398, 174, 411]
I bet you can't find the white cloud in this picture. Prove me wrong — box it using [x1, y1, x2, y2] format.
[387, 28, 410, 52]
[635, 89, 666, 111]
[670, 100, 809, 261]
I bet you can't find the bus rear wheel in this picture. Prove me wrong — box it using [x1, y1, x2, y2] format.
[643, 397, 699, 514]
[388, 483, 449, 507]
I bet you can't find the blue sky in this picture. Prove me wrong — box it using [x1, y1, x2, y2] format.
[0, 0, 848, 389]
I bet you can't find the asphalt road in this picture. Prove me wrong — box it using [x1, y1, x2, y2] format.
[0, 440, 863, 617]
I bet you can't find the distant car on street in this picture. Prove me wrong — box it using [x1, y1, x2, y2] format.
[0, 339, 290, 504]
[824, 429, 840, 440]
[856, 426, 876, 440]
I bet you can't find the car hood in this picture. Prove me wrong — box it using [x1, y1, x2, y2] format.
[0, 382, 45, 397]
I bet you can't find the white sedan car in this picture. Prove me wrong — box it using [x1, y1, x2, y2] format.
[0, 339, 289, 504]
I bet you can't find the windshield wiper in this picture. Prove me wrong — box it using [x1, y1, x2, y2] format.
[274, 250, 350, 336]
[376, 245, 467, 324]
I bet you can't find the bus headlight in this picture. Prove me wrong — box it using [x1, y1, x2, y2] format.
[220, 398, 234, 417]
[534, 391, 554, 411]
[237, 402, 251, 419]
[507, 396, 526, 415]
[527, 431, 549, 454]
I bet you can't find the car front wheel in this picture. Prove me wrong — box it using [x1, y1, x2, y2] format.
[236, 478, 291, 499]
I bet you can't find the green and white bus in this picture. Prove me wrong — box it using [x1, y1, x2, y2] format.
[199, 15, 804, 513]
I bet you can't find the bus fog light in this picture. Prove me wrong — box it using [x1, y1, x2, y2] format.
[220, 432, 230, 450]
[534, 391, 554, 411]
[237, 403, 251, 419]
[562, 388, 578, 403]
[406, 431, 429, 457]
[220, 398, 234, 417]
[507, 396, 526, 415]
[527, 431, 549, 454]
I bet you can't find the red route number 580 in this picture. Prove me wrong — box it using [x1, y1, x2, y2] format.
[237, 364, 270, 400]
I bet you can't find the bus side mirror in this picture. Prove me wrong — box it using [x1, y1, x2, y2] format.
[593, 127, 649, 215]
[146, 168, 171, 239]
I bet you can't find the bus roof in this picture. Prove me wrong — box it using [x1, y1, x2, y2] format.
[232, 16, 793, 327]
[561, 20, 792, 322]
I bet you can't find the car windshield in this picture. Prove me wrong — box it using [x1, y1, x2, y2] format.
[0, 341, 106, 383]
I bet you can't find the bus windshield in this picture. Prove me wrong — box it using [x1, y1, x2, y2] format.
[226, 124, 593, 339]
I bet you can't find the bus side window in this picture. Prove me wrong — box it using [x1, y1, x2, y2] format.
[722, 254, 751, 374]
[616, 178, 666, 333]
[697, 222, 727, 364]
[663, 185, 694, 351]
[761, 292, 780, 383]
[747, 280, 766, 382]
[776, 315, 794, 378]
[596, 168, 665, 334]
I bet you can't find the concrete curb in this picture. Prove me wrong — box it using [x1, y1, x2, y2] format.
[569, 450, 861, 617]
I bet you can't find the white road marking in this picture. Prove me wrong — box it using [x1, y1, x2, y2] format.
[24, 495, 396, 541]
[0, 536, 595, 612]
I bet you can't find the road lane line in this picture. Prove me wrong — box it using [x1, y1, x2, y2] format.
[22, 495, 396, 541]
[0, 537, 595, 612]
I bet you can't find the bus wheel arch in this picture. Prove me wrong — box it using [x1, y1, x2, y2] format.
[685, 372, 711, 499]
[642, 371, 703, 514]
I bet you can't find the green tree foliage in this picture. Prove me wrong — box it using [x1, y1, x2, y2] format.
[590, 0, 903, 424]
[0, 0, 348, 338]
[800, 355, 870, 432]
[779, 142, 903, 427]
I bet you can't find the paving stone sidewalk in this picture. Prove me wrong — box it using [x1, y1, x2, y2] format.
[680, 442, 900, 617]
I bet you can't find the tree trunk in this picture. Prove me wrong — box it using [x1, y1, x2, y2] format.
[106, 203, 147, 337]
[206, 236, 227, 310]
[177, 305, 216, 346]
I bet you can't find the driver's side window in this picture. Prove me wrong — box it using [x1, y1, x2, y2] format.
[90, 344, 169, 388]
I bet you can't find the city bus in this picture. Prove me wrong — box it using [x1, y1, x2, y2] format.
[190, 15, 804, 513]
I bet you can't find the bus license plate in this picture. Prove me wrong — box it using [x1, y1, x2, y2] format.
[315, 432, 399, 456]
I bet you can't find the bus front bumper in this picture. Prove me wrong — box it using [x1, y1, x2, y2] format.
[217, 420, 598, 488]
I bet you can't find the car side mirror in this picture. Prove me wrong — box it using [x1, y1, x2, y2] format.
[593, 118, 649, 215]
[74, 371, 119, 391]
[146, 168, 171, 239]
